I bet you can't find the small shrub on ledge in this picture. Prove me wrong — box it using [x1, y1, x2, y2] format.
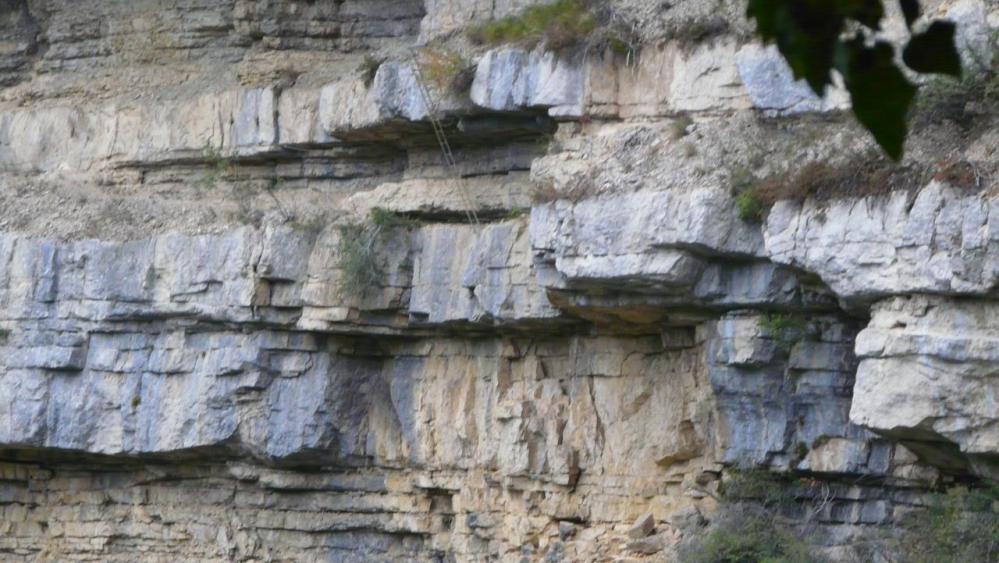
[357, 55, 384, 87]
[735, 191, 765, 223]
[417, 47, 475, 94]
[336, 208, 418, 298]
[336, 223, 381, 298]
[468, 0, 633, 54]
[679, 469, 829, 563]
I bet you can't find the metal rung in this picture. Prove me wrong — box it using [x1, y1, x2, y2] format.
[411, 52, 479, 225]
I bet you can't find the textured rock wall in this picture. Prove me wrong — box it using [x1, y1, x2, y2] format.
[0, 0, 997, 561]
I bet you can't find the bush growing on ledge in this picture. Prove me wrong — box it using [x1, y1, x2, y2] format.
[417, 47, 475, 94]
[336, 209, 417, 298]
[336, 223, 381, 298]
[681, 508, 823, 563]
[680, 469, 829, 563]
[357, 55, 384, 87]
[467, 0, 634, 54]
[892, 485, 999, 563]
[735, 191, 765, 222]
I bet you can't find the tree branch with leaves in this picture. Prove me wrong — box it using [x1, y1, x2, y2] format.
[747, 0, 963, 160]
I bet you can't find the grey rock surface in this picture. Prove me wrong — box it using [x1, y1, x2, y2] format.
[0, 0, 996, 561]
[735, 44, 849, 114]
[852, 295, 999, 478]
[471, 47, 585, 116]
[765, 182, 999, 304]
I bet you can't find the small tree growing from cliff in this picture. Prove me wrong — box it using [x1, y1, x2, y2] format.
[336, 208, 417, 299]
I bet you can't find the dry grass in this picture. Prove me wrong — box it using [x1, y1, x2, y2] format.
[417, 47, 474, 94]
[729, 154, 936, 221]
[932, 159, 985, 191]
[746, 156, 929, 207]
[467, 0, 636, 55]
[670, 115, 694, 140]
[468, 0, 597, 48]
[357, 55, 383, 87]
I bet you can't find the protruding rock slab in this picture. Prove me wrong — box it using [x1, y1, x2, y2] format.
[852, 295, 999, 479]
[766, 183, 999, 305]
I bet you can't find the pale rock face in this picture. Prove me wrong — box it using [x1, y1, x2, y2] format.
[0, 87, 281, 173]
[471, 47, 586, 116]
[346, 174, 535, 218]
[735, 44, 850, 114]
[531, 187, 765, 277]
[852, 295, 999, 478]
[276, 86, 332, 146]
[410, 221, 559, 324]
[668, 38, 751, 112]
[318, 61, 477, 137]
[703, 311, 890, 474]
[0, 0, 996, 560]
[765, 182, 999, 305]
[947, 0, 994, 67]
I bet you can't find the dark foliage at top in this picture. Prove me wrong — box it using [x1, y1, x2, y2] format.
[747, 0, 963, 160]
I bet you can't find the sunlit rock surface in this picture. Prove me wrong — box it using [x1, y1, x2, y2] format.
[0, 0, 996, 561]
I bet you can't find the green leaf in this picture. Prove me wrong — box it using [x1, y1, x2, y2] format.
[899, 0, 921, 28]
[771, 1, 845, 94]
[838, 37, 916, 160]
[747, 0, 889, 96]
[903, 21, 962, 77]
[746, 0, 782, 39]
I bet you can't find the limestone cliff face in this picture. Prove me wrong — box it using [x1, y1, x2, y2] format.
[0, 0, 996, 561]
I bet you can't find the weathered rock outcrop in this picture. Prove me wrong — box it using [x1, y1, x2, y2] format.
[0, 0, 997, 561]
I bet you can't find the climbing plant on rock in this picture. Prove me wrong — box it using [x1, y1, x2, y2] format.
[747, 0, 963, 160]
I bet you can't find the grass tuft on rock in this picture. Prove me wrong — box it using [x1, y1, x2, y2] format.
[759, 313, 809, 351]
[468, 0, 595, 48]
[336, 209, 419, 298]
[336, 224, 382, 298]
[735, 191, 765, 222]
[357, 55, 384, 87]
[370, 207, 418, 229]
[198, 144, 234, 191]
[417, 47, 475, 94]
[467, 0, 633, 53]
[670, 115, 694, 140]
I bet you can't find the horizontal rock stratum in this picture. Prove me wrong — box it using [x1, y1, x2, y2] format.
[0, 0, 996, 561]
